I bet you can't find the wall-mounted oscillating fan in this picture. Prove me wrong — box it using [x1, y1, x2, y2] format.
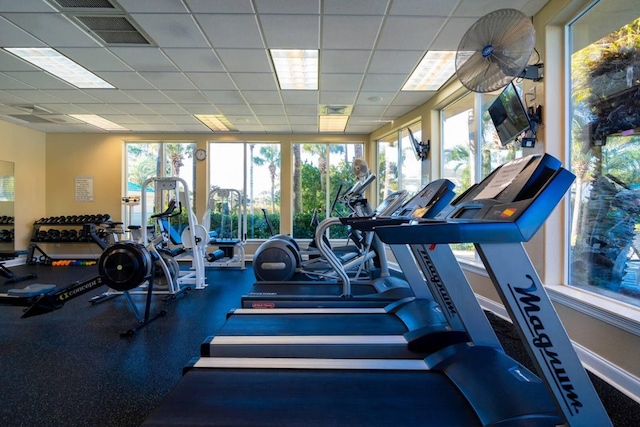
[455, 9, 536, 93]
[352, 158, 369, 180]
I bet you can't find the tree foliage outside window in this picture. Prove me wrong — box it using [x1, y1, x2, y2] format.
[569, 10, 640, 306]
[125, 142, 196, 230]
[209, 142, 281, 240]
[292, 143, 364, 239]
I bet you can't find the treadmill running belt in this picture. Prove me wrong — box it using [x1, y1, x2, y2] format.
[142, 368, 482, 426]
[218, 313, 407, 336]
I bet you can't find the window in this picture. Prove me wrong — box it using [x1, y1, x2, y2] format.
[292, 143, 364, 239]
[441, 90, 524, 257]
[568, 5, 640, 306]
[124, 141, 196, 229]
[377, 122, 424, 203]
[209, 142, 281, 240]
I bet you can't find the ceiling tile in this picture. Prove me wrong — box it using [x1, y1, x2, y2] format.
[203, 90, 246, 104]
[0, 73, 36, 90]
[162, 90, 210, 104]
[376, 16, 445, 50]
[323, 0, 389, 15]
[291, 124, 317, 132]
[96, 72, 157, 90]
[392, 91, 436, 106]
[3, 71, 73, 90]
[163, 48, 225, 73]
[110, 104, 155, 114]
[356, 91, 396, 105]
[322, 16, 383, 49]
[0, 0, 57, 12]
[262, 124, 291, 132]
[260, 14, 320, 48]
[430, 17, 478, 50]
[3, 89, 64, 104]
[242, 91, 283, 105]
[198, 14, 264, 49]
[319, 91, 357, 105]
[389, 0, 457, 16]
[116, 0, 189, 13]
[281, 91, 318, 105]
[42, 90, 100, 104]
[59, 48, 132, 72]
[351, 105, 387, 116]
[289, 115, 317, 125]
[162, 114, 200, 124]
[185, 0, 255, 13]
[0, 51, 43, 72]
[360, 74, 408, 91]
[81, 90, 138, 103]
[231, 73, 278, 91]
[3, 13, 99, 47]
[254, 0, 320, 14]
[139, 72, 197, 90]
[257, 115, 289, 124]
[320, 50, 371, 74]
[236, 124, 266, 132]
[216, 104, 254, 116]
[383, 104, 417, 118]
[285, 104, 317, 115]
[69, 103, 123, 114]
[455, 0, 529, 17]
[130, 13, 210, 48]
[0, 16, 47, 47]
[109, 48, 179, 73]
[123, 90, 175, 104]
[99, 114, 142, 124]
[179, 104, 221, 114]
[320, 74, 363, 91]
[187, 72, 237, 90]
[215, 49, 273, 72]
[368, 50, 424, 74]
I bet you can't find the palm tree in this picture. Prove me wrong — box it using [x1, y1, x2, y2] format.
[252, 145, 280, 213]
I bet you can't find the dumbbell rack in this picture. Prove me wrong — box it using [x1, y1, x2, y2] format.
[0, 216, 14, 251]
[27, 214, 112, 264]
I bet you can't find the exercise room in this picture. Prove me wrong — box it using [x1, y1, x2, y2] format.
[0, 0, 639, 425]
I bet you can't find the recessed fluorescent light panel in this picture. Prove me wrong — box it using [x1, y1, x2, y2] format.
[270, 49, 318, 90]
[402, 51, 456, 91]
[319, 115, 349, 132]
[194, 115, 237, 132]
[69, 114, 127, 131]
[3, 47, 114, 89]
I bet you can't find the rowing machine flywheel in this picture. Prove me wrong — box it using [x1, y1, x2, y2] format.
[99, 242, 153, 292]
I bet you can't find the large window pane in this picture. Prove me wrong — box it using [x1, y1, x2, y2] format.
[292, 143, 364, 239]
[209, 142, 280, 239]
[442, 94, 475, 196]
[569, 8, 640, 306]
[377, 122, 424, 202]
[125, 142, 195, 230]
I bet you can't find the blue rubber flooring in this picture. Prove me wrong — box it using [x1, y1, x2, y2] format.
[0, 262, 253, 427]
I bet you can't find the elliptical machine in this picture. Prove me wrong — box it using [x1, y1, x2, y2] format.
[252, 161, 381, 282]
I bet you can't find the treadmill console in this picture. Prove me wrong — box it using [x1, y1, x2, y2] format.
[393, 178, 455, 219]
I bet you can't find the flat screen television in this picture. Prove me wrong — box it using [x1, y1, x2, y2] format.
[488, 82, 532, 145]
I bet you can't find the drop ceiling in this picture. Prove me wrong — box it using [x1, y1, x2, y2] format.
[0, 0, 548, 134]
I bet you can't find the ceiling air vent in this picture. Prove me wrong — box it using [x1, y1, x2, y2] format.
[6, 115, 56, 124]
[75, 15, 151, 45]
[50, 0, 116, 9]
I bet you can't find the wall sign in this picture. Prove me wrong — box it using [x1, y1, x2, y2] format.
[75, 176, 94, 202]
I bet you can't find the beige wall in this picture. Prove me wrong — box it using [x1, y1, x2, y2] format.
[0, 120, 46, 251]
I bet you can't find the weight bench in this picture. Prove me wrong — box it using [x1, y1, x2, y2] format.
[0, 251, 37, 285]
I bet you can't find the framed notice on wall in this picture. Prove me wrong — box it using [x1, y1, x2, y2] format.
[75, 176, 94, 202]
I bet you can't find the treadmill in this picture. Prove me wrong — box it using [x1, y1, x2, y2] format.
[241, 178, 456, 308]
[143, 154, 612, 427]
